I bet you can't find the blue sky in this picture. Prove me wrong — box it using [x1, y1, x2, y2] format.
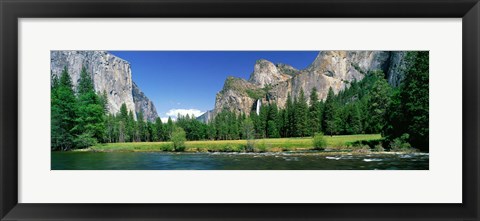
[109, 51, 319, 121]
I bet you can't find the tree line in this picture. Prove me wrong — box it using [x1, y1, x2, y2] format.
[51, 51, 428, 151]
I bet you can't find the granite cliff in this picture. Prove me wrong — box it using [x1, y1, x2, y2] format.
[212, 51, 408, 117]
[132, 82, 159, 122]
[50, 51, 158, 121]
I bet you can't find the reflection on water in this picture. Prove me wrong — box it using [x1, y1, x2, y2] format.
[51, 151, 429, 170]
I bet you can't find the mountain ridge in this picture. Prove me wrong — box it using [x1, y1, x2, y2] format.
[209, 51, 408, 118]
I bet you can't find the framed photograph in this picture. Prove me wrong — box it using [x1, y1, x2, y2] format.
[1, 0, 478, 220]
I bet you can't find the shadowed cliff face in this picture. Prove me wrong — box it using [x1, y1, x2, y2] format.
[132, 82, 159, 122]
[212, 51, 408, 117]
[50, 51, 158, 121]
[386, 51, 411, 87]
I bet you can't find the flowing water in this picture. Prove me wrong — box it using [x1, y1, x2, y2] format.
[51, 151, 429, 170]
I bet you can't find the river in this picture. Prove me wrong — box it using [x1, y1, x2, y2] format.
[51, 151, 429, 170]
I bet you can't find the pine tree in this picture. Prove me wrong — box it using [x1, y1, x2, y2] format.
[51, 75, 62, 149]
[214, 109, 229, 140]
[136, 111, 146, 141]
[294, 89, 309, 137]
[383, 89, 404, 139]
[166, 116, 174, 140]
[323, 87, 339, 136]
[154, 117, 165, 141]
[227, 111, 239, 140]
[147, 122, 155, 142]
[366, 70, 391, 133]
[127, 111, 135, 142]
[100, 90, 109, 114]
[258, 103, 268, 138]
[336, 105, 348, 134]
[345, 104, 363, 134]
[77, 67, 94, 95]
[309, 87, 321, 135]
[384, 52, 429, 151]
[118, 119, 126, 143]
[105, 114, 116, 143]
[119, 103, 129, 119]
[403, 51, 429, 151]
[72, 66, 105, 148]
[242, 117, 255, 140]
[238, 113, 246, 139]
[51, 67, 77, 150]
[116, 103, 128, 141]
[278, 109, 288, 137]
[206, 122, 216, 140]
[267, 103, 280, 138]
[285, 93, 296, 137]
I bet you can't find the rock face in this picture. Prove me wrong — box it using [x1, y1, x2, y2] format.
[196, 110, 214, 123]
[132, 82, 159, 122]
[50, 51, 158, 121]
[249, 59, 292, 88]
[295, 51, 391, 104]
[214, 51, 409, 116]
[276, 63, 299, 77]
[213, 77, 260, 116]
[306, 51, 390, 82]
[386, 51, 411, 87]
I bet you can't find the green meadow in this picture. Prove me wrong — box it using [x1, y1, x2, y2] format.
[83, 134, 381, 153]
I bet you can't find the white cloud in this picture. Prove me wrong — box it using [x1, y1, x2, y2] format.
[165, 109, 205, 119]
[160, 117, 173, 123]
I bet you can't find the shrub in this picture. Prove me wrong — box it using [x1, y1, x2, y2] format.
[246, 89, 265, 100]
[390, 133, 412, 152]
[254, 141, 267, 153]
[373, 144, 385, 152]
[352, 145, 371, 153]
[312, 133, 327, 150]
[160, 143, 174, 151]
[244, 140, 255, 152]
[73, 132, 97, 149]
[348, 139, 384, 149]
[221, 144, 236, 152]
[171, 126, 186, 152]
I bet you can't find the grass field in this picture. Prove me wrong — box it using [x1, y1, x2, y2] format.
[86, 134, 382, 153]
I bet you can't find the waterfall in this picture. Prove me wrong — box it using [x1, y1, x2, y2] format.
[256, 99, 261, 115]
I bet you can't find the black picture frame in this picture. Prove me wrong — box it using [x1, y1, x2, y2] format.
[1, 0, 479, 220]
